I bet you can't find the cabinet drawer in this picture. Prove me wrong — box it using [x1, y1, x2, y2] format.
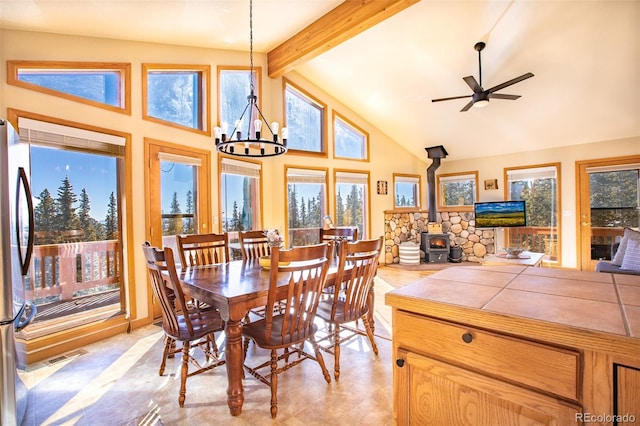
[394, 311, 580, 401]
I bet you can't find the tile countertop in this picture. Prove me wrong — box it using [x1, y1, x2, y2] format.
[385, 265, 640, 356]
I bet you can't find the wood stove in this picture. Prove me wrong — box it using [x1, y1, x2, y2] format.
[421, 233, 450, 263]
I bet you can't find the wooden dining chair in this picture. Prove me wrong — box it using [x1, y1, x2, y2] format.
[142, 244, 226, 407]
[320, 226, 358, 243]
[238, 230, 271, 260]
[316, 237, 383, 380]
[242, 243, 332, 418]
[176, 232, 230, 267]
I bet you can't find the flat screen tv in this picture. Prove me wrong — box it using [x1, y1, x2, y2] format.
[474, 201, 527, 228]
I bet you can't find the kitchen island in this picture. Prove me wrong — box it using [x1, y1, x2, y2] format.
[385, 264, 640, 425]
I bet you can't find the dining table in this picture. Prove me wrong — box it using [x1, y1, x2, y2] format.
[174, 257, 373, 416]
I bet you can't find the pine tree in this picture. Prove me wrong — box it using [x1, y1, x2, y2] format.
[167, 192, 182, 234]
[56, 176, 81, 240]
[185, 190, 194, 234]
[78, 188, 97, 240]
[105, 192, 118, 239]
[34, 188, 57, 244]
[336, 189, 345, 225]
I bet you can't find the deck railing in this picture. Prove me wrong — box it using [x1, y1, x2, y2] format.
[25, 240, 121, 305]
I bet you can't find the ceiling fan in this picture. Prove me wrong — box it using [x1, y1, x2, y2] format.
[432, 41, 534, 112]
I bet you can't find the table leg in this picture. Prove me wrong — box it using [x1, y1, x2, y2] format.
[225, 318, 244, 415]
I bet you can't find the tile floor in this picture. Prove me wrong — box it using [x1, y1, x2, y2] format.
[19, 274, 403, 426]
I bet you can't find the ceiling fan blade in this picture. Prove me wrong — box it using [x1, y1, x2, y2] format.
[463, 76, 482, 93]
[486, 72, 534, 93]
[489, 93, 521, 100]
[460, 100, 474, 112]
[432, 95, 471, 103]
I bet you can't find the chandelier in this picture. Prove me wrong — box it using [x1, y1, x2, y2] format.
[214, 0, 287, 158]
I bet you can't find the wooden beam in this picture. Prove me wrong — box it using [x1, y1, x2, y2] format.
[267, 0, 420, 78]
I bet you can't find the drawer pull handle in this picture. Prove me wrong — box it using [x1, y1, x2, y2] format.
[396, 358, 405, 367]
[462, 332, 473, 343]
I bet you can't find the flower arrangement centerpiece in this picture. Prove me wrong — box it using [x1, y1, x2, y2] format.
[263, 229, 284, 248]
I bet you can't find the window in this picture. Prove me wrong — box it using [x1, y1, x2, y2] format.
[437, 172, 478, 210]
[506, 164, 560, 263]
[143, 64, 210, 134]
[220, 157, 262, 235]
[393, 174, 421, 208]
[286, 167, 328, 245]
[588, 165, 639, 228]
[333, 112, 368, 160]
[7, 61, 131, 114]
[335, 170, 370, 238]
[218, 67, 261, 138]
[18, 116, 126, 332]
[284, 79, 326, 155]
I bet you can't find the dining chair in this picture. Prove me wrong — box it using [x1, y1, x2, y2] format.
[176, 232, 230, 267]
[242, 243, 332, 418]
[316, 237, 383, 380]
[142, 244, 226, 407]
[238, 230, 271, 260]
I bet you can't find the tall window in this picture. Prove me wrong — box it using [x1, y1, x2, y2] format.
[143, 64, 210, 133]
[220, 157, 262, 234]
[286, 167, 328, 246]
[393, 174, 421, 208]
[18, 117, 125, 331]
[437, 171, 478, 210]
[335, 170, 370, 238]
[7, 61, 131, 114]
[333, 112, 368, 160]
[284, 79, 326, 155]
[506, 164, 560, 262]
[218, 67, 261, 138]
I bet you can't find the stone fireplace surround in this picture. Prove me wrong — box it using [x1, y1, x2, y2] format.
[383, 210, 495, 264]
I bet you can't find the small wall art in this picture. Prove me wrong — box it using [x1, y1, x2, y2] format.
[484, 179, 498, 190]
[377, 180, 388, 195]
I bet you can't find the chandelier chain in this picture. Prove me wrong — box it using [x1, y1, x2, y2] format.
[249, 0, 255, 94]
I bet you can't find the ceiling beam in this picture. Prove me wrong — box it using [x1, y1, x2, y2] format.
[267, 0, 420, 78]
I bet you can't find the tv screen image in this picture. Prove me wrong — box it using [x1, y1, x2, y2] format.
[474, 201, 527, 228]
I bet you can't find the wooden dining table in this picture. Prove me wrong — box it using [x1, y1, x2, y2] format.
[174, 258, 374, 416]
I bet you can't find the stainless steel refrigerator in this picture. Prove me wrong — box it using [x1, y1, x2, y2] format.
[0, 119, 37, 425]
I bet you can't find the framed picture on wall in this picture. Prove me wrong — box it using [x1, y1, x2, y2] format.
[484, 179, 498, 190]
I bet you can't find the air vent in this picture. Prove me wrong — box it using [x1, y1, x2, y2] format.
[46, 348, 87, 365]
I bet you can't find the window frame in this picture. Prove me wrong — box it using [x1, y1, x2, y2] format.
[332, 111, 369, 161]
[285, 166, 329, 246]
[142, 63, 211, 135]
[218, 155, 264, 238]
[437, 171, 478, 212]
[217, 66, 262, 138]
[504, 163, 561, 264]
[393, 173, 422, 209]
[283, 78, 327, 157]
[333, 169, 371, 239]
[7, 60, 131, 115]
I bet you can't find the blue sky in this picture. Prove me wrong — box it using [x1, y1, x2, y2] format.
[31, 146, 117, 220]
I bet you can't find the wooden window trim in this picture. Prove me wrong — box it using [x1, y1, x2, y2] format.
[437, 171, 478, 212]
[333, 168, 371, 239]
[7, 60, 131, 115]
[142, 63, 211, 136]
[393, 173, 422, 209]
[282, 78, 328, 157]
[332, 110, 370, 162]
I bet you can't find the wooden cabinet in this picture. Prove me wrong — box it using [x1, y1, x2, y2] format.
[393, 311, 581, 425]
[615, 365, 640, 424]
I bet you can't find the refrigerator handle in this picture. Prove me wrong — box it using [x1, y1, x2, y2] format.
[15, 300, 37, 332]
[16, 167, 35, 276]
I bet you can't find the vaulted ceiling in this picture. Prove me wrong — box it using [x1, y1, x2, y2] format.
[1, 0, 639, 161]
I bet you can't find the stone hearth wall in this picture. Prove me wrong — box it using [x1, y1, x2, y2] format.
[384, 210, 495, 264]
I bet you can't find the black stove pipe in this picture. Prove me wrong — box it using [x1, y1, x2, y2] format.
[425, 145, 448, 223]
